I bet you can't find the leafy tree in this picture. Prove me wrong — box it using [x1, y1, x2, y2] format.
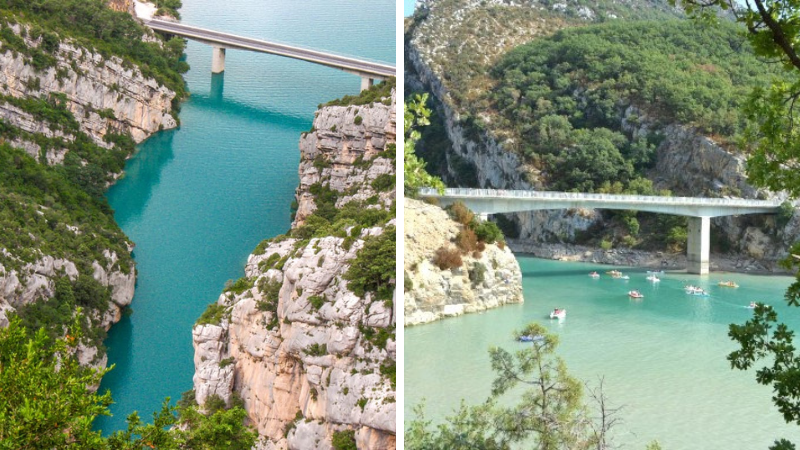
[406, 323, 627, 450]
[404, 94, 445, 197]
[0, 315, 256, 449]
[670, 2, 800, 448]
[0, 314, 110, 449]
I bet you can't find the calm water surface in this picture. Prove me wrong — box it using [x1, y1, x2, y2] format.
[97, 0, 394, 432]
[405, 257, 800, 449]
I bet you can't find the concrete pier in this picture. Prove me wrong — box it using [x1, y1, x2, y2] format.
[360, 77, 374, 92]
[687, 216, 710, 275]
[212, 46, 226, 73]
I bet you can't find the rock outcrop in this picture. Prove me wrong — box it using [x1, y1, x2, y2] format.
[404, 198, 523, 326]
[193, 88, 396, 449]
[0, 22, 177, 148]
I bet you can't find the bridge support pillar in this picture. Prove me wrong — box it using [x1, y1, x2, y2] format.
[687, 216, 710, 275]
[360, 77, 374, 92]
[478, 212, 489, 222]
[212, 46, 226, 73]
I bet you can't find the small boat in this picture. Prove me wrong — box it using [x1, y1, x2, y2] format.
[691, 289, 709, 297]
[619, 275, 630, 280]
[628, 290, 644, 299]
[607, 270, 622, 278]
[746, 302, 757, 309]
[550, 308, 566, 320]
[518, 334, 545, 342]
[684, 285, 701, 293]
[589, 271, 600, 278]
[718, 281, 739, 288]
[646, 275, 660, 282]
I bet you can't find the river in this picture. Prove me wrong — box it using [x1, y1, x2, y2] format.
[96, 0, 394, 432]
[405, 257, 800, 448]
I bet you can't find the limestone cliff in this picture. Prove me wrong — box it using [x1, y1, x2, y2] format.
[0, 12, 179, 364]
[192, 87, 396, 450]
[404, 198, 523, 326]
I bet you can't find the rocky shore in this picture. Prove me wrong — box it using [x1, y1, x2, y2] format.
[510, 240, 792, 275]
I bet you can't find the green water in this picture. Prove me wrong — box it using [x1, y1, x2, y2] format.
[96, 0, 394, 432]
[405, 257, 800, 449]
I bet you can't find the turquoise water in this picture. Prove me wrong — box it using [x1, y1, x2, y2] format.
[96, 0, 394, 432]
[405, 0, 415, 16]
[405, 257, 800, 449]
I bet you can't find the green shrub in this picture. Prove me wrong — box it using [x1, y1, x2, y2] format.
[224, 277, 255, 295]
[353, 115, 363, 125]
[469, 262, 487, 286]
[308, 295, 326, 310]
[304, 343, 327, 357]
[371, 174, 395, 192]
[196, 303, 227, 326]
[474, 221, 504, 244]
[332, 430, 357, 450]
[599, 239, 613, 251]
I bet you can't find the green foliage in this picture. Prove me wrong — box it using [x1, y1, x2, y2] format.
[308, 295, 326, 310]
[224, 276, 255, 295]
[196, 302, 227, 326]
[324, 77, 396, 107]
[491, 20, 783, 192]
[0, 315, 110, 449]
[469, 262, 487, 286]
[371, 173, 395, 192]
[473, 221, 504, 244]
[0, 315, 256, 448]
[404, 94, 445, 197]
[332, 429, 358, 450]
[0, 1, 188, 101]
[304, 343, 327, 357]
[344, 226, 395, 301]
[353, 115, 363, 125]
[406, 323, 620, 449]
[778, 200, 796, 228]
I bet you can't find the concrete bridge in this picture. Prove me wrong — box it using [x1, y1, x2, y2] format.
[143, 19, 396, 91]
[419, 188, 784, 274]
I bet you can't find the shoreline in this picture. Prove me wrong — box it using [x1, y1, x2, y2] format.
[508, 240, 793, 276]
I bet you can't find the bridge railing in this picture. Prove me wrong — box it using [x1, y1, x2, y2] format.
[418, 187, 783, 208]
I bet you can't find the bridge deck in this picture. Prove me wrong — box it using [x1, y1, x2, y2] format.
[145, 19, 395, 79]
[420, 188, 783, 217]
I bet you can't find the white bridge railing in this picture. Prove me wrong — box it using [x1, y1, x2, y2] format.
[418, 188, 784, 209]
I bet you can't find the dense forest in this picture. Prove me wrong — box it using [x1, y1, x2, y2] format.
[490, 20, 781, 192]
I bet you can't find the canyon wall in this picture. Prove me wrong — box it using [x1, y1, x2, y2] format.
[192, 88, 397, 449]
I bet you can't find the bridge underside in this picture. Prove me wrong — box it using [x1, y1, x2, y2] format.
[434, 198, 776, 275]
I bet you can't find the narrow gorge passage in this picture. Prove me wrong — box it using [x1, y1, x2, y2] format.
[96, 0, 395, 432]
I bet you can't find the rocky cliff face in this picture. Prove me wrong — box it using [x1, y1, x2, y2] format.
[0, 17, 178, 364]
[0, 22, 177, 148]
[404, 198, 523, 326]
[192, 89, 396, 450]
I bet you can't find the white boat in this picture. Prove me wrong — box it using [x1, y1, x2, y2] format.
[746, 302, 757, 309]
[620, 275, 630, 280]
[550, 309, 566, 320]
[684, 285, 702, 293]
[628, 290, 644, 299]
[589, 272, 600, 278]
[646, 275, 660, 282]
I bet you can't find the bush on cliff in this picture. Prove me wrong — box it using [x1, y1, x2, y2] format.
[433, 246, 462, 270]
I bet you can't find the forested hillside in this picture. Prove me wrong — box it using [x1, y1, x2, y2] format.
[407, 0, 798, 262]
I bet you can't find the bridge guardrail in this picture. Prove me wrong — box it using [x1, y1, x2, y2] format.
[417, 187, 783, 208]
